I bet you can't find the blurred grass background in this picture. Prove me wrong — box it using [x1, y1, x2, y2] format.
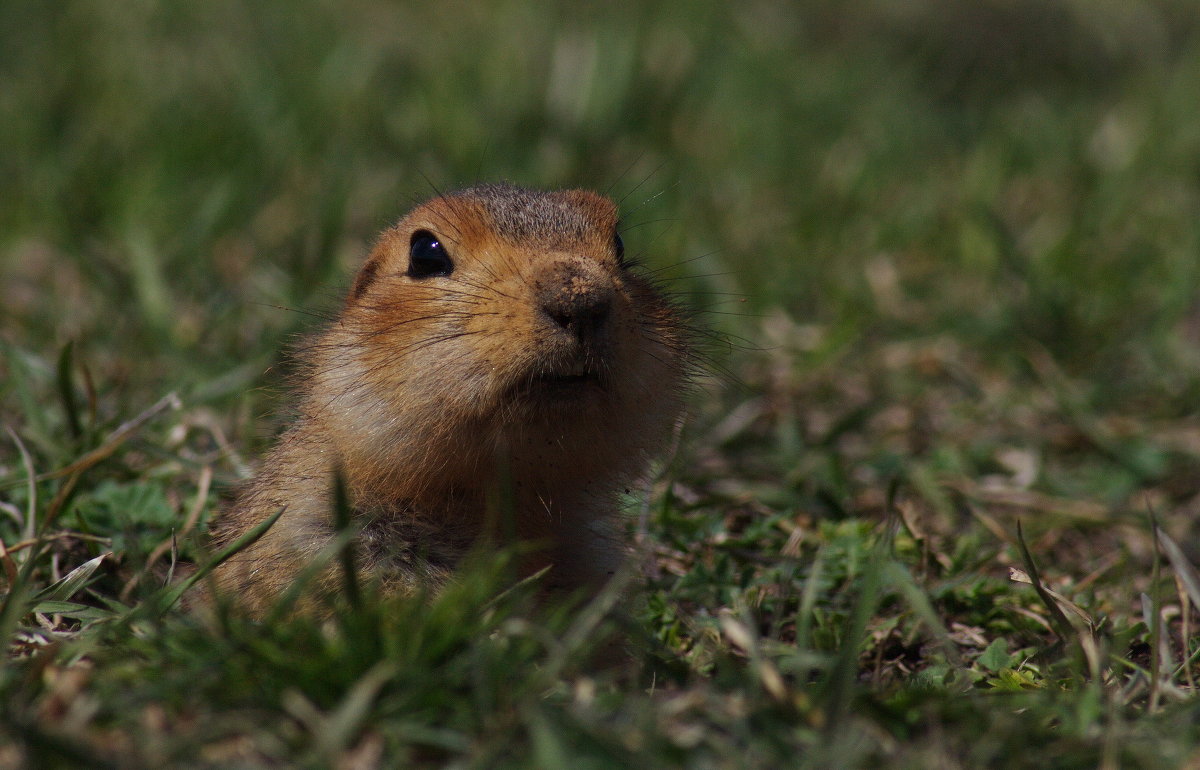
[7, 0, 1198, 396]
[4, 0, 1200, 766]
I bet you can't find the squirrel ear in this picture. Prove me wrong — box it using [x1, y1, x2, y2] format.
[350, 254, 383, 301]
[566, 188, 619, 217]
[350, 230, 402, 301]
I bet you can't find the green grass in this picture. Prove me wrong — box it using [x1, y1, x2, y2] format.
[5, 0, 1200, 766]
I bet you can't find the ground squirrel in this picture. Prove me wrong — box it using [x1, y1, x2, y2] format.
[208, 183, 694, 613]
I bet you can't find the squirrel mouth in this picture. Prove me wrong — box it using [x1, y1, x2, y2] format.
[541, 371, 598, 386]
[515, 369, 606, 401]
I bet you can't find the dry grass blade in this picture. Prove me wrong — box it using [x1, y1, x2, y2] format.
[0, 539, 18, 588]
[1177, 573, 1197, 689]
[718, 608, 787, 701]
[31, 392, 182, 485]
[1154, 526, 1200, 687]
[1014, 521, 1078, 643]
[33, 392, 182, 532]
[4, 425, 38, 544]
[32, 553, 108, 604]
[1008, 568, 1094, 630]
[120, 464, 214, 601]
[1155, 527, 1200, 612]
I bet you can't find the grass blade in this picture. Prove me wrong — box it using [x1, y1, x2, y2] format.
[153, 504, 287, 614]
[55, 340, 83, 442]
[32, 553, 108, 603]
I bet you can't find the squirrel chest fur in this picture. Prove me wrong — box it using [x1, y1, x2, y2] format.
[209, 183, 692, 612]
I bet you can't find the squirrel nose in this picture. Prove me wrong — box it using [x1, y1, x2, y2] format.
[538, 261, 613, 343]
[544, 292, 610, 341]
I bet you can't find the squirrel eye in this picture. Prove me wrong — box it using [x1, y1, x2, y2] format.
[408, 230, 453, 278]
[613, 232, 625, 265]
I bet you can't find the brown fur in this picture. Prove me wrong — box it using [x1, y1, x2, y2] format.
[208, 183, 692, 614]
